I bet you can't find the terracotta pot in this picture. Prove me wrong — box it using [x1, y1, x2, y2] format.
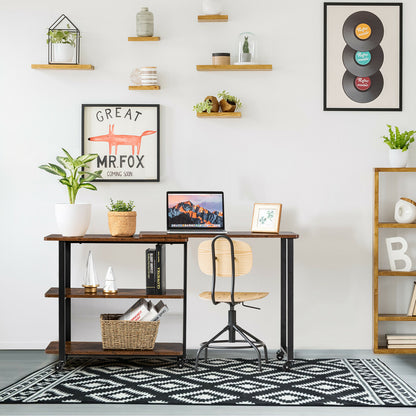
[108, 211, 137, 237]
[220, 99, 236, 112]
[205, 96, 219, 112]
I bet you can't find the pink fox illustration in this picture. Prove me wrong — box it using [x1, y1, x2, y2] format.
[88, 125, 156, 155]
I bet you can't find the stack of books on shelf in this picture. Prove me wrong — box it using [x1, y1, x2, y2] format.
[118, 298, 168, 322]
[407, 281, 416, 316]
[146, 244, 166, 295]
[386, 334, 416, 349]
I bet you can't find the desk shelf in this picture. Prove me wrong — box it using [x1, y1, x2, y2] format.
[198, 15, 228, 22]
[45, 288, 184, 299]
[46, 341, 183, 356]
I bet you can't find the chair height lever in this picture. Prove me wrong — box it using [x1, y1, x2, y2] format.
[242, 302, 260, 310]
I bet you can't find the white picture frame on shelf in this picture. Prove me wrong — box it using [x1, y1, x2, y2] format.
[251, 203, 282, 233]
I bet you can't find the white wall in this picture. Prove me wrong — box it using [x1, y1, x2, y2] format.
[1, 0, 416, 350]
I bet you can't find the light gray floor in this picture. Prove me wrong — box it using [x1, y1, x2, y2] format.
[0, 350, 415, 416]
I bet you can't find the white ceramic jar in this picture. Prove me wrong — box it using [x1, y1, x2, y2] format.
[55, 203, 91, 236]
[202, 0, 224, 15]
[394, 198, 416, 224]
[136, 7, 154, 37]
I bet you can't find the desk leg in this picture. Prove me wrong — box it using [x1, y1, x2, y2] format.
[178, 242, 187, 368]
[64, 243, 71, 344]
[287, 239, 294, 363]
[279, 239, 287, 358]
[57, 242, 66, 370]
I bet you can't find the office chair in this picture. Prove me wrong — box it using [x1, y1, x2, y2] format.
[195, 235, 269, 370]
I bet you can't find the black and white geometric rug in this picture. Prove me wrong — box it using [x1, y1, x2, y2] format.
[1, 358, 416, 407]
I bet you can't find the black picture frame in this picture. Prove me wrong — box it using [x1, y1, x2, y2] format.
[324, 2, 402, 111]
[81, 104, 160, 182]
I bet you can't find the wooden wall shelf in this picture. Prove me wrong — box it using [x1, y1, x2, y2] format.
[379, 270, 416, 276]
[198, 14, 228, 22]
[45, 287, 184, 299]
[374, 347, 416, 354]
[197, 112, 241, 118]
[31, 64, 94, 70]
[197, 64, 272, 71]
[129, 85, 160, 90]
[379, 314, 416, 321]
[378, 222, 416, 228]
[128, 37, 160, 41]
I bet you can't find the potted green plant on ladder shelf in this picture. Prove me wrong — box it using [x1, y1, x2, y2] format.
[380, 125, 416, 168]
[106, 199, 137, 237]
[39, 149, 102, 236]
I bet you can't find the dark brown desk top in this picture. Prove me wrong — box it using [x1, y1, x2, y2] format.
[44, 231, 299, 242]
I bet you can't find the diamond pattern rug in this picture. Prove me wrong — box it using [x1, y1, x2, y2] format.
[1, 358, 415, 406]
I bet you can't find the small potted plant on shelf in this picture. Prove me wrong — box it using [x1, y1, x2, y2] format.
[39, 149, 102, 236]
[217, 90, 242, 112]
[380, 124, 416, 168]
[193, 100, 213, 114]
[47, 24, 78, 63]
[107, 199, 137, 237]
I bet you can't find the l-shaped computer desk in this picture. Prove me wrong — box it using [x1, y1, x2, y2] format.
[44, 231, 299, 370]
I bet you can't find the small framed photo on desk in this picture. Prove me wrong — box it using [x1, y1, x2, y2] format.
[251, 203, 282, 233]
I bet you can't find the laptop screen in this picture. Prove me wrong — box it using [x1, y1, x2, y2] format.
[167, 192, 225, 230]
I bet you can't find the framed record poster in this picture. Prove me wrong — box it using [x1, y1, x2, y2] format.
[82, 104, 160, 182]
[324, 3, 402, 111]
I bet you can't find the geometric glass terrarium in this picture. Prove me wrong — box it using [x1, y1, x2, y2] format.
[236, 32, 256, 65]
[47, 14, 80, 65]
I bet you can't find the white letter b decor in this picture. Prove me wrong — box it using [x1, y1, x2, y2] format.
[385, 237, 412, 271]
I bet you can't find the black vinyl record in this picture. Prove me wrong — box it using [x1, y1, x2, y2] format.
[342, 11, 384, 51]
[342, 70, 384, 103]
[342, 45, 384, 77]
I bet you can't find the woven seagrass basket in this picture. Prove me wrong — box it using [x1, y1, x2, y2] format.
[108, 211, 137, 237]
[100, 314, 159, 350]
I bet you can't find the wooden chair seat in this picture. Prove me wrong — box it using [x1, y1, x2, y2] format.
[199, 291, 269, 303]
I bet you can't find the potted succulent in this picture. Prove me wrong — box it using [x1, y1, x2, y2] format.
[107, 199, 137, 237]
[193, 100, 213, 114]
[47, 24, 77, 63]
[240, 36, 251, 63]
[380, 125, 415, 168]
[217, 90, 242, 112]
[39, 149, 102, 236]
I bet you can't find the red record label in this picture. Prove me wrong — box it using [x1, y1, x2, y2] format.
[355, 77, 371, 91]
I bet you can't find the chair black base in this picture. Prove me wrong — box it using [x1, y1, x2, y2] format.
[195, 306, 268, 371]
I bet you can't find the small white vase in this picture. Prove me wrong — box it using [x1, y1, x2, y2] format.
[389, 149, 408, 168]
[52, 44, 75, 63]
[202, 0, 224, 15]
[55, 203, 91, 237]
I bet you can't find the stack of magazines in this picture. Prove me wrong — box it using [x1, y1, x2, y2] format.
[118, 299, 168, 322]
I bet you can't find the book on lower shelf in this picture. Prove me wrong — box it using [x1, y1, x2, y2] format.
[386, 334, 416, 349]
[145, 244, 166, 295]
[118, 299, 169, 322]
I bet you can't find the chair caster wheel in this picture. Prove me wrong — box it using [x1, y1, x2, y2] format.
[283, 361, 294, 371]
[55, 361, 64, 371]
[276, 350, 284, 361]
[177, 358, 185, 369]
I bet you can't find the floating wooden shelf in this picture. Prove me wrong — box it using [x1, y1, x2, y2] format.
[128, 36, 160, 41]
[129, 85, 160, 90]
[375, 168, 416, 173]
[31, 64, 94, 70]
[197, 112, 241, 118]
[378, 222, 416, 228]
[196, 64, 272, 71]
[374, 347, 416, 354]
[45, 341, 183, 356]
[45, 287, 184, 299]
[198, 14, 228, 22]
[378, 314, 416, 321]
[379, 270, 416, 276]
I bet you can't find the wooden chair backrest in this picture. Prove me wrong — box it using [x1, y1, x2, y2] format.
[198, 239, 252, 277]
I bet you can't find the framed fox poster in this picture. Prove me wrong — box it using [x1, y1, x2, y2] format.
[82, 104, 160, 182]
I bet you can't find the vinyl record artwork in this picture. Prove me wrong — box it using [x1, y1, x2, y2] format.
[324, 3, 402, 111]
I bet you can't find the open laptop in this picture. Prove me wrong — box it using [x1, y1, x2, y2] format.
[167, 191, 226, 233]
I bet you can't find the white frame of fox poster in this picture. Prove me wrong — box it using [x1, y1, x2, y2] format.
[324, 2, 402, 111]
[82, 104, 160, 182]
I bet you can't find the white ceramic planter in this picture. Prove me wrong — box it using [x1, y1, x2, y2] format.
[52, 44, 75, 63]
[202, 0, 224, 15]
[389, 149, 408, 168]
[55, 203, 91, 236]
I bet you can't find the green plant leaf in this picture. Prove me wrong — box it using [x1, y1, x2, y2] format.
[39, 163, 66, 177]
[56, 156, 74, 170]
[61, 148, 74, 162]
[59, 178, 71, 186]
[76, 153, 98, 165]
[79, 183, 97, 191]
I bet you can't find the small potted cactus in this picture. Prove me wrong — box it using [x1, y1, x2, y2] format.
[107, 199, 137, 237]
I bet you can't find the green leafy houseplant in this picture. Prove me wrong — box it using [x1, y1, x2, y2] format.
[381, 125, 415, 152]
[217, 90, 242, 110]
[47, 24, 77, 46]
[39, 148, 102, 204]
[193, 100, 213, 113]
[107, 199, 135, 212]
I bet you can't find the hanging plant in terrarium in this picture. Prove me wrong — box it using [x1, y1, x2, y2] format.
[237, 32, 256, 64]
